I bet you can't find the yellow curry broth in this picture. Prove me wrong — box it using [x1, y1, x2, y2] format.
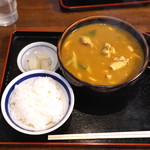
[61, 24, 144, 85]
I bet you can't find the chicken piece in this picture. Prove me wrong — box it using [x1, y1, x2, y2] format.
[80, 35, 94, 47]
[103, 42, 111, 49]
[109, 56, 129, 71]
[101, 43, 115, 58]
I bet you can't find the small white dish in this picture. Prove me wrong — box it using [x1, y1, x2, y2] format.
[17, 42, 59, 72]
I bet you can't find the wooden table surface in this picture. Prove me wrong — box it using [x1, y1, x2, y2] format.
[0, 0, 150, 149]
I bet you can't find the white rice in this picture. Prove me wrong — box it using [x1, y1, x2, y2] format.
[9, 77, 67, 131]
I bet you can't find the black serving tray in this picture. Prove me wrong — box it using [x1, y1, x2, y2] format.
[0, 30, 150, 145]
[59, 0, 150, 11]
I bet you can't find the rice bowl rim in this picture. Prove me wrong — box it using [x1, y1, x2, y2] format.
[1, 70, 74, 135]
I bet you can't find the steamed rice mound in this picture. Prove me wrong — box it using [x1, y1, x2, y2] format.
[9, 77, 67, 131]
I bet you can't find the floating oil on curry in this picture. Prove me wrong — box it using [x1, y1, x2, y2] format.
[60, 24, 144, 85]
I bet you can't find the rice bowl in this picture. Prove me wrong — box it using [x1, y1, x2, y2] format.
[1, 70, 74, 135]
[9, 77, 68, 131]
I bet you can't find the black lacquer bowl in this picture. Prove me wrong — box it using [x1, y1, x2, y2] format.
[57, 16, 149, 92]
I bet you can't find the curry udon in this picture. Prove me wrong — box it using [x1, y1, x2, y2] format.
[60, 23, 144, 85]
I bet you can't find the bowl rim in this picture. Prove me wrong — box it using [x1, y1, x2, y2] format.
[1, 70, 74, 135]
[17, 41, 59, 73]
[57, 15, 149, 89]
